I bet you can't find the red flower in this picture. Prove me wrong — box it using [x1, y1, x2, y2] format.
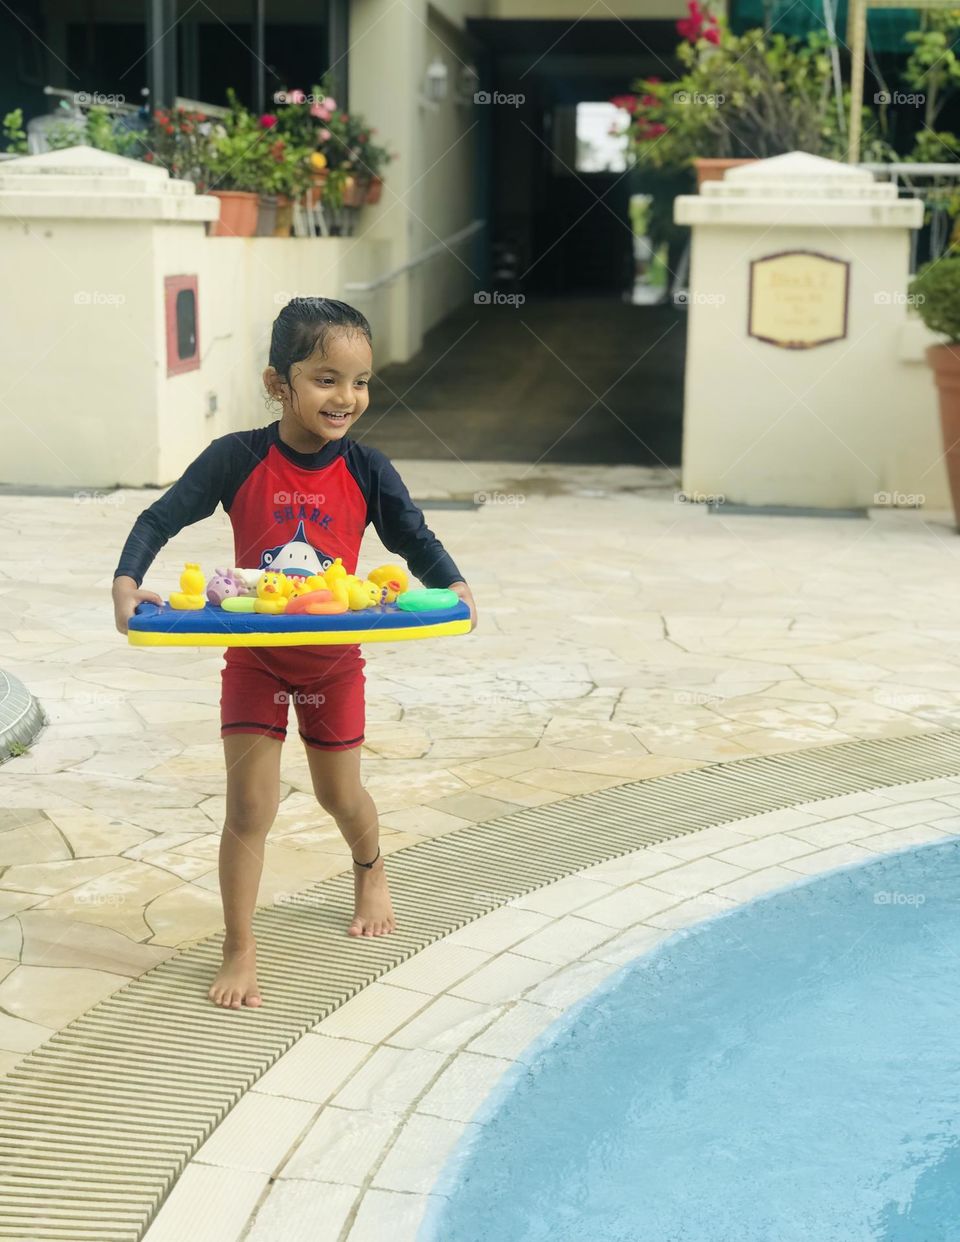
[144, 152, 154, 162]
[610, 94, 639, 112]
[340, 112, 349, 122]
[259, 113, 278, 128]
[704, 24, 721, 43]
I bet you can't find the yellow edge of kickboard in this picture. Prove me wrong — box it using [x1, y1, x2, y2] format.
[127, 620, 472, 647]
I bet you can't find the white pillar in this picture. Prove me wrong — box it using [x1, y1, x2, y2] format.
[674, 152, 940, 511]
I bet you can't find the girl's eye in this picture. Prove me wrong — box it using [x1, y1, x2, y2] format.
[355, 380, 368, 388]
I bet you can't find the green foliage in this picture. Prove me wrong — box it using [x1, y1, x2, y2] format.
[909, 256, 960, 343]
[2, 109, 27, 154]
[903, 10, 960, 129]
[46, 103, 144, 158]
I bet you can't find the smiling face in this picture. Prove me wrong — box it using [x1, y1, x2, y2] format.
[264, 327, 373, 449]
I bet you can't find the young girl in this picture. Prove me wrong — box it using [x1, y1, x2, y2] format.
[112, 297, 476, 1011]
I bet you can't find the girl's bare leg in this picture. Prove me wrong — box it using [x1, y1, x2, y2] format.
[303, 743, 396, 937]
[208, 732, 283, 1007]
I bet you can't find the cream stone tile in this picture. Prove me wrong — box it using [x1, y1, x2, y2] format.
[378, 942, 492, 995]
[312, 983, 429, 1043]
[279, 1107, 399, 1185]
[0, 818, 72, 864]
[244, 1179, 358, 1242]
[783, 844, 876, 875]
[712, 867, 808, 903]
[256, 1034, 371, 1104]
[139, 1163, 269, 1242]
[16, 911, 173, 972]
[0, 1049, 27, 1077]
[858, 800, 960, 830]
[449, 951, 557, 1004]
[715, 807, 826, 838]
[714, 834, 817, 869]
[466, 1000, 563, 1061]
[510, 913, 620, 962]
[444, 907, 553, 954]
[653, 825, 756, 860]
[857, 824, 955, 853]
[0, 855, 130, 896]
[464, 777, 566, 807]
[638, 887, 737, 928]
[372, 1113, 471, 1194]
[507, 876, 616, 916]
[386, 994, 499, 1053]
[0, 964, 129, 1027]
[193, 1091, 318, 1173]
[787, 815, 891, 848]
[643, 857, 747, 897]
[0, 1010, 57, 1053]
[508, 768, 621, 796]
[421, 791, 525, 821]
[878, 778, 960, 801]
[417, 1050, 515, 1123]
[330, 1045, 447, 1113]
[581, 923, 671, 966]
[346, 1189, 438, 1242]
[139, 883, 226, 947]
[378, 807, 474, 837]
[576, 884, 680, 930]
[576, 848, 682, 885]
[524, 959, 620, 1010]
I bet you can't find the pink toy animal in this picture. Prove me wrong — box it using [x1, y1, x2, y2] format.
[206, 567, 243, 606]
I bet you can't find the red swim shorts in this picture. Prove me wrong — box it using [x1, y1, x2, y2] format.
[219, 644, 365, 751]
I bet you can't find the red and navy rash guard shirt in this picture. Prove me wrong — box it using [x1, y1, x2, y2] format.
[113, 421, 465, 593]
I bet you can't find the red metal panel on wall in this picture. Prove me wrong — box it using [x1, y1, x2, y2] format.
[164, 275, 200, 376]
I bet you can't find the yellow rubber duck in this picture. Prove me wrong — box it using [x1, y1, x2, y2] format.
[368, 563, 410, 603]
[347, 579, 382, 611]
[288, 573, 327, 598]
[325, 557, 347, 586]
[253, 571, 291, 614]
[170, 562, 207, 610]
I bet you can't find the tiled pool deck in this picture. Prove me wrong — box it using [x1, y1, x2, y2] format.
[3, 460, 960, 1238]
[139, 778, 960, 1242]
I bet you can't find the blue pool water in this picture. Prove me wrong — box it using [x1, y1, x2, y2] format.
[420, 839, 960, 1242]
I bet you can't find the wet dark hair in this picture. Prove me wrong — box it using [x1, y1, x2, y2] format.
[267, 297, 372, 392]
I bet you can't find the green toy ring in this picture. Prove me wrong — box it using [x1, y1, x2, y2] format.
[396, 588, 459, 612]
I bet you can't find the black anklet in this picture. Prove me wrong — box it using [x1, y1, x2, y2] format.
[352, 846, 381, 869]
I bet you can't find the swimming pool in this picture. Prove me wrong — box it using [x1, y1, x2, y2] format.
[420, 839, 960, 1242]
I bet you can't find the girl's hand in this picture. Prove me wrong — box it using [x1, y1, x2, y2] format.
[112, 576, 163, 635]
[448, 580, 477, 632]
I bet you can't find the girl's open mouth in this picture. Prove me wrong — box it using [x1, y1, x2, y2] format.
[320, 412, 350, 426]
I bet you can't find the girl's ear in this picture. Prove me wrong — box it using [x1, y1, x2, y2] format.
[263, 366, 286, 403]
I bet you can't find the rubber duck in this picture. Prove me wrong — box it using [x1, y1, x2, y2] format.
[170, 562, 207, 610]
[288, 573, 327, 598]
[324, 557, 348, 587]
[347, 579, 382, 611]
[368, 563, 410, 604]
[253, 571, 291, 614]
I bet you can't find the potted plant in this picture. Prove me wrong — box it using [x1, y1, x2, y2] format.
[205, 90, 268, 236]
[909, 256, 960, 529]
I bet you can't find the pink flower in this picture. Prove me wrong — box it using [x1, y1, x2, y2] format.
[310, 101, 327, 118]
[289, 89, 305, 104]
[259, 113, 278, 128]
[318, 128, 331, 141]
[323, 96, 337, 111]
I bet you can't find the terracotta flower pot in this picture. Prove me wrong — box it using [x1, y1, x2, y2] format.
[307, 169, 328, 207]
[255, 194, 278, 236]
[694, 158, 757, 189]
[926, 343, 960, 529]
[207, 190, 259, 237]
[341, 175, 367, 208]
[365, 175, 383, 205]
[273, 195, 294, 237]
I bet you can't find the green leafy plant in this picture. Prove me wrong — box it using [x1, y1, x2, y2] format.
[205, 90, 272, 193]
[2, 109, 27, 154]
[46, 102, 144, 157]
[909, 256, 960, 342]
[145, 106, 218, 184]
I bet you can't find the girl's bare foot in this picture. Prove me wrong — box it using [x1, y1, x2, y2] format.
[349, 852, 396, 937]
[208, 937, 262, 1008]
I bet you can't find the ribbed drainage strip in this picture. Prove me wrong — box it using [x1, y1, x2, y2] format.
[4, 726, 960, 1240]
